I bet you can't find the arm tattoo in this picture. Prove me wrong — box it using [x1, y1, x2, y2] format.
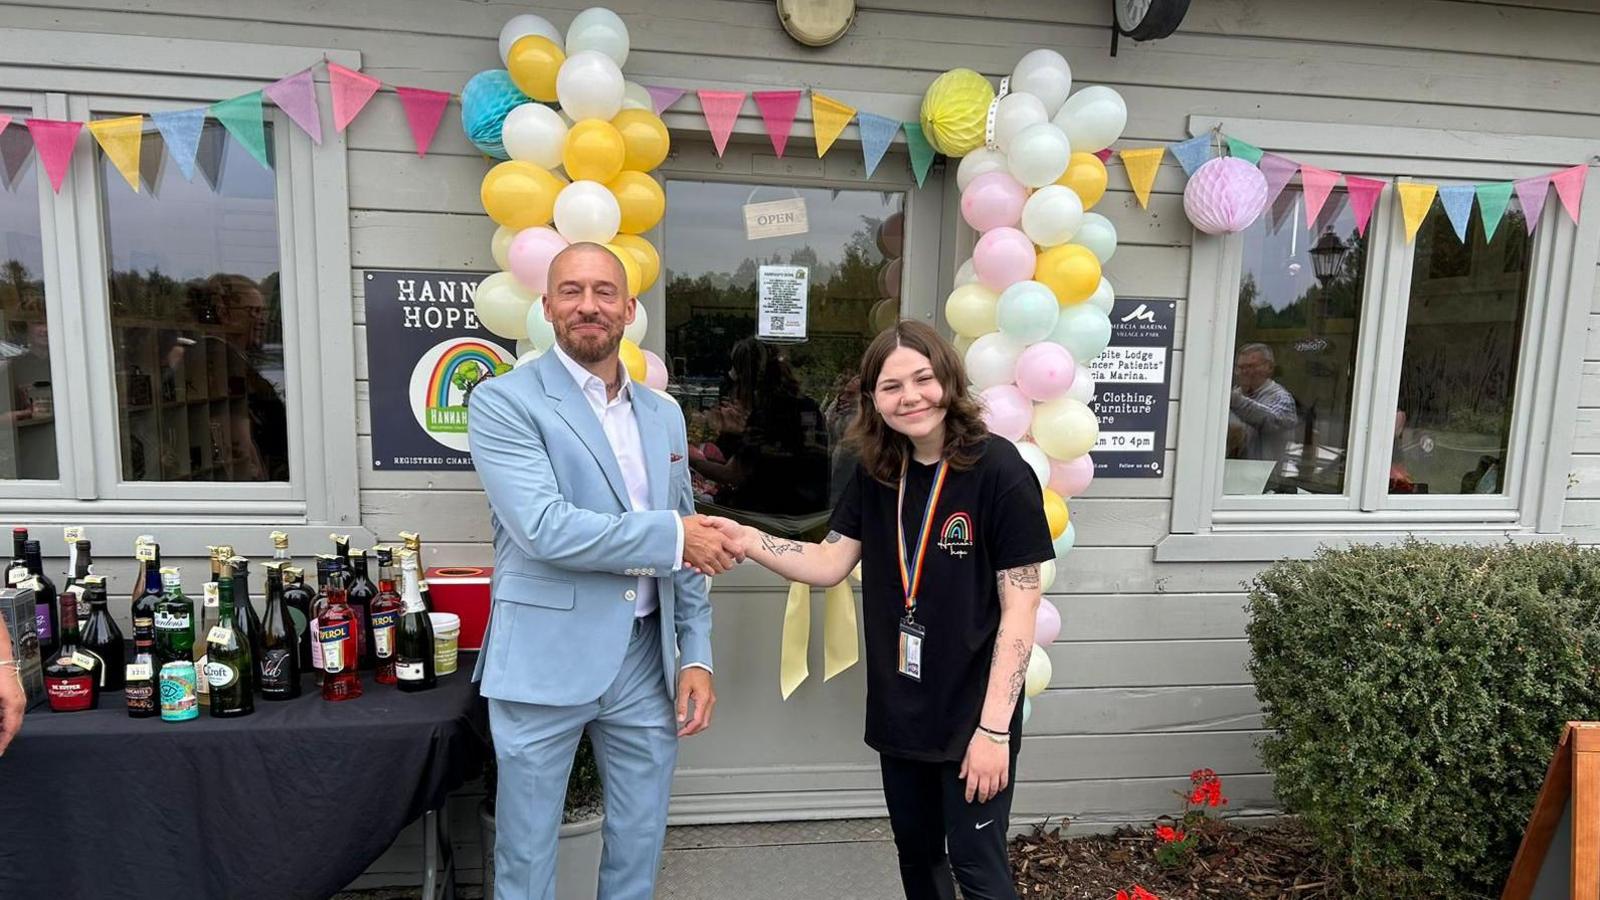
[1005, 638, 1030, 704]
[823, 530, 844, 544]
[1004, 564, 1041, 591]
[760, 533, 804, 556]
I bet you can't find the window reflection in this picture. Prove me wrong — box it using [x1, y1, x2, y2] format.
[0, 112, 57, 480]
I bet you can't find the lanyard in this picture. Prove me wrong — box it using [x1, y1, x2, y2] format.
[896, 457, 949, 620]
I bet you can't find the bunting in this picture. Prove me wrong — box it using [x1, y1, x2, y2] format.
[395, 87, 450, 157]
[263, 69, 322, 145]
[1551, 164, 1587, 224]
[0, 115, 10, 139]
[327, 62, 382, 133]
[1169, 134, 1212, 177]
[1299, 165, 1340, 228]
[1258, 153, 1300, 208]
[1514, 175, 1551, 234]
[24, 119, 82, 193]
[696, 90, 745, 158]
[1118, 147, 1164, 210]
[902, 122, 936, 188]
[810, 92, 855, 158]
[1345, 176, 1385, 237]
[1225, 135, 1264, 166]
[87, 116, 145, 192]
[211, 91, 270, 170]
[645, 85, 686, 117]
[753, 90, 803, 158]
[1438, 184, 1476, 243]
[1093, 148, 1113, 163]
[1476, 182, 1515, 242]
[1397, 182, 1438, 243]
[858, 112, 900, 178]
[151, 108, 205, 182]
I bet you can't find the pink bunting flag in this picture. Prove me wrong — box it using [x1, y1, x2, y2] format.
[1514, 175, 1551, 234]
[395, 87, 450, 157]
[0, 114, 10, 137]
[1345, 175, 1387, 237]
[327, 62, 382, 133]
[1551, 164, 1588, 225]
[1299, 165, 1342, 228]
[753, 90, 803, 158]
[1094, 148, 1113, 163]
[697, 90, 746, 158]
[24, 118, 83, 193]
[263, 69, 322, 145]
[646, 86, 687, 117]
[1258, 153, 1300, 209]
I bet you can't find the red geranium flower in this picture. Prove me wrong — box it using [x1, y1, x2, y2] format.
[1153, 824, 1186, 843]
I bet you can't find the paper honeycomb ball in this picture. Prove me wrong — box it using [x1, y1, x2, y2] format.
[462, 69, 531, 160]
[920, 68, 996, 158]
[1183, 156, 1269, 235]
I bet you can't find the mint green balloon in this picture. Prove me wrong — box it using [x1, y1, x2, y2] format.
[996, 280, 1060, 345]
[1052, 521, 1076, 559]
[1048, 304, 1112, 362]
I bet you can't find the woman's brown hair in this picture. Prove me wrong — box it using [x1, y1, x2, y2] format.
[846, 319, 989, 485]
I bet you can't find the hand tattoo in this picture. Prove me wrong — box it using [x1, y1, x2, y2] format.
[1004, 564, 1041, 591]
[760, 533, 804, 556]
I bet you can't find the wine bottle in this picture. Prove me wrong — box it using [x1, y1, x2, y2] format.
[80, 576, 127, 692]
[44, 586, 99, 712]
[129, 534, 155, 606]
[318, 569, 362, 702]
[368, 547, 402, 685]
[399, 531, 434, 611]
[205, 575, 254, 717]
[155, 568, 199, 722]
[20, 540, 58, 662]
[330, 533, 351, 573]
[271, 530, 291, 566]
[64, 534, 91, 631]
[346, 548, 377, 670]
[227, 556, 265, 687]
[126, 541, 162, 717]
[281, 565, 314, 672]
[258, 562, 302, 700]
[395, 550, 437, 693]
[8, 527, 26, 579]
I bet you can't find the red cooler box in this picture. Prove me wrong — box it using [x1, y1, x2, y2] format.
[426, 566, 492, 650]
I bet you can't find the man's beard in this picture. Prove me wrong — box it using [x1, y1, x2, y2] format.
[557, 317, 622, 364]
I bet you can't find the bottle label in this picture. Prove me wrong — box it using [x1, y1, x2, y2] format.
[159, 663, 199, 720]
[371, 610, 399, 658]
[320, 622, 350, 673]
[260, 648, 294, 689]
[132, 615, 154, 645]
[46, 674, 95, 710]
[203, 584, 219, 608]
[155, 610, 191, 630]
[309, 616, 324, 669]
[125, 681, 156, 713]
[396, 659, 426, 681]
[196, 654, 209, 696]
[203, 660, 237, 689]
[403, 596, 427, 615]
[126, 662, 153, 681]
[5, 564, 24, 586]
[34, 604, 53, 643]
[207, 626, 233, 645]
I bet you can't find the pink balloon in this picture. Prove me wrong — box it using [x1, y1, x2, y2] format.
[1035, 599, 1061, 646]
[1049, 453, 1095, 497]
[979, 384, 1032, 441]
[961, 171, 1028, 233]
[1014, 342, 1077, 401]
[972, 227, 1036, 292]
[643, 349, 669, 390]
[507, 226, 570, 294]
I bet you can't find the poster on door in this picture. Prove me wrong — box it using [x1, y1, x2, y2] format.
[757, 265, 809, 341]
[1085, 299, 1176, 478]
[363, 269, 518, 470]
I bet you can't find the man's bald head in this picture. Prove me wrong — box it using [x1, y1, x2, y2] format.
[547, 242, 627, 299]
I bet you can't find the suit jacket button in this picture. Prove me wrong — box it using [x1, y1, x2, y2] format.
[624, 589, 638, 601]
[645, 568, 656, 576]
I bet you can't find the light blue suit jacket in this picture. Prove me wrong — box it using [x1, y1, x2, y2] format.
[467, 350, 711, 707]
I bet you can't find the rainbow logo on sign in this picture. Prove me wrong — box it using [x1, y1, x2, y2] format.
[423, 340, 505, 433]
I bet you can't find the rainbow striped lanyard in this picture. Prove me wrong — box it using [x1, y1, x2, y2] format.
[896, 457, 949, 622]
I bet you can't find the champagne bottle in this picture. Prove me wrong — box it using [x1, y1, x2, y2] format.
[281, 565, 314, 672]
[155, 568, 198, 722]
[258, 562, 302, 700]
[395, 550, 437, 693]
[80, 576, 127, 692]
[318, 569, 362, 702]
[44, 586, 99, 712]
[228, 556, 265, 687]
[399, 531, 434, 611]
[205, 575, 254, 717]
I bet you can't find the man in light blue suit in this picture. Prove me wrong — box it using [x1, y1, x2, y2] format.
[468, 243, 743, 900]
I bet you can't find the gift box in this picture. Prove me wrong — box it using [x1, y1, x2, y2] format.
[426, 566, 491, 651]
[1, 586, 48, 710]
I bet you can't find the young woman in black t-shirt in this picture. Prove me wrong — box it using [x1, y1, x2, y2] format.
[720, 320, 1055, 900]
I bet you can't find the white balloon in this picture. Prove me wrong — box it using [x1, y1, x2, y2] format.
[953, 334, 974, 356]
[556, 50, 625, 123]
[1053, 85, 1127, 154]
[501, 103, 569, 170]
[622, 80, 653, 111]
[1014, 440, 1053, 489]
[499, 13, 564, 64]
[1039, 559, 1058, 593]
[491, 225, 517, 271]
[1010, 49, 1073, 117]
[964, 332, 1026, 390]
[523, 295, 557, 349]
[956, 148, 1009, 193]
[1024, 644, 1053, 698]
[515, 338, 536, 357]
[514, 348, 544, 369]
[566, 7, 630, 67]
[474, 272, 536, 340]
[1074, 212, 1119, 264]
[553, 180, 622, 244]
[1064, 365, 1096, 404]
[1006, 123, 1072, 189]
[991, 93, 1048, 155]
[1086, 277, 1115, 315]
[623, 303, 649, 344]
[1021, 184, 1085, 248]
[954, 257, 979, 287]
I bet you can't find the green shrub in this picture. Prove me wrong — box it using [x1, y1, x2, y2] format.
[1247, 540, 1600, 898]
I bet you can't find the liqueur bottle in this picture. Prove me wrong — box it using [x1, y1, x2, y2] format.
[44, 586, 99, 712]
[395, 550, 437, 693]
[64, 534, 92, 631]
[126, 541, 163, 717]
[19, 540, 58, 662]
[79, 576, 126, 692]
[368, 547, 403, 685]
[258, 562, 302, 700]
[205, 575, 254, 717]
[318, 570, 362, 702]
[155, 568, 198, 722]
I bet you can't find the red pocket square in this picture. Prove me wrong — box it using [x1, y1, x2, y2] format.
[670, 452, 684, 463]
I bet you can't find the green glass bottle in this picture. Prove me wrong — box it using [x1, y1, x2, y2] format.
[155, 568, 199, 722]
[205, 573, 254, 717]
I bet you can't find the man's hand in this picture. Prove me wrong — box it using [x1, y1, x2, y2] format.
[676, 667, 715, 737]
[0, 668, 25, 756]
[682, 514, 743, 575]
[959, 732, 1010, 804]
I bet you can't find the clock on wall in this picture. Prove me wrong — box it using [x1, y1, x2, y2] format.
[1111, 0, 1190, 54]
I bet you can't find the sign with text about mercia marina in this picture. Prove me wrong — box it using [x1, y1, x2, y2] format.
[1086, 299, 1176, 478]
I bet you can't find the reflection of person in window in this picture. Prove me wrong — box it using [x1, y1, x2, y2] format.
[204, 274, 289, 481]
[0, 317, 56, 479]
[1228, 343, 1298, 464]
[823, 373, 861, 507]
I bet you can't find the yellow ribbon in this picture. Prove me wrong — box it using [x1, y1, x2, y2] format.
[779, 578, 860, 699]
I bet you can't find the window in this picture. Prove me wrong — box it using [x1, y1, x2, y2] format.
[0, 107, 55, 480]
[1166, 116, 1600, 561]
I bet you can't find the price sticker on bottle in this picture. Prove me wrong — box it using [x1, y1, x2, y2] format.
[207, 626, 233, 645]
[6, 565, 25, 586]
[203, 583, 219, 608]
[70, 651, 97, 670]
[21, 575, 41, 592]
[63, 526, 83, 543]
[126, 663, 153, 681]
[136, 543, 157, 562]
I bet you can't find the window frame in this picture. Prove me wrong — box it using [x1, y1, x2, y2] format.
[1163, 115, 1600, 562]
[0, 29, 370, 554]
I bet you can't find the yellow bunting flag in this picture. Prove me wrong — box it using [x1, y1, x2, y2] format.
[810, 92, 856, 159]
[1118, 147, 1166, 209]
[780, 580, 811, 699]
[1397, 182, 1439, 243]
[822, 579, 859, 681]
[88, 115, 145, 192]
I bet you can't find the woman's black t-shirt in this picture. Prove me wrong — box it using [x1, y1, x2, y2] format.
[829, 435, 1056, 762]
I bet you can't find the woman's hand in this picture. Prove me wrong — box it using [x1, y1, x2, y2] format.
[0, 667, 25, 756]
[960, 732, 1010, 804]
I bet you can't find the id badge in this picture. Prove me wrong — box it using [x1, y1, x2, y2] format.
[897, 618, 925, 682]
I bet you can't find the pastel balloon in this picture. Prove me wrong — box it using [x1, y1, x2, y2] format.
[603, 241, 643, 296]
[1039, 559, 1058, 593]
[474, 271, 537, 340]
[1049, 304, 1113, 362]
[502, 103, 569, 170]
[1050, 453, 1095, 497]
[556, 50, 625, 122]
[523, 295, 557, 350]
[964, 332, 1026, 390]
[1010, 49, 1073, 116]
[1022, 697, 1033, 726]
[506, 35, 566, 102]
[491, 225, 517, 271]
[979, 384, 1032, 441]
[618, 338, 647, 382]
[1075, 212, 1119, 264]
[566, 7, 630, 67]
[514, 348, 543, 369]
[878, 258, 904, 299]
[1021, 184, 1085, 248]
[1043, 488, 1069, 539]
[1086, 277, 1115, 314]
[991, 92, 1048, 154]
[1032, 397, 1099, 461]
[953, 334, 974, 356]
[1035, 598, 1062, 645]
[1014, 341, 1076, 401]
[562, 119, 626, 183]
[876, 212, 905, 258]
[1054, 85, 1126, 154]
[1024, 644, 1053, 697]
[961, 171, 1028, 233]
[1057, 152, 1108, 210]
[610, 108, 671, 173]
[612, 233, 661, 293]
[1014, 440, 1052, 488]
[553, 180, 622, 244]
[507, 226, 570, 294]
[623, 303, 649, 344]
[1035, 243, 1102, 305]
[499, 13, 563, 63]
[1064, 364, 1096, 404]
[621, 81, 653, 111]
[1006, 122, 1072, 189]
[996, 280, 1060, 345]
[972, 227, 1037, 292]
[956, 147, 1009, 192]
[1053, 521, 1077, 559]
[606, 170, 666, 234]
[869, 298, 900, 334]
[481, 161, 567, 229]
[643, 349, 669, 390]
[954, 258, 979, 287]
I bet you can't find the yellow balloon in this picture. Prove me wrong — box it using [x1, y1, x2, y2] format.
[1057, 153, 1108, 210]
[619, 338, 647, 382]
[603, 242, 643, 297]
[563, 119, 627, 184]
[944, 283, 999, 338]
[607, 170, 666, 234]
[611, 108, 671, 173]
[920, 68, 995, 157]
[1042, 488, 1069, 540]
[869, 298, 901, 334]
[480, 161, 567, 229]
[506, 35, 565, 102]
[1035, 243, 1103, 306]
[611, 233, 660, 293]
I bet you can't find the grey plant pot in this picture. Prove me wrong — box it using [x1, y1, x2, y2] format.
[478, 799, 605, 900]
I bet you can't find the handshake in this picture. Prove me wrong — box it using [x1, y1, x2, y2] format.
[680, 514, 751, 576]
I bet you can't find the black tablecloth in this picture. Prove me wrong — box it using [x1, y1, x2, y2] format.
[0, 654, 488, 900]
